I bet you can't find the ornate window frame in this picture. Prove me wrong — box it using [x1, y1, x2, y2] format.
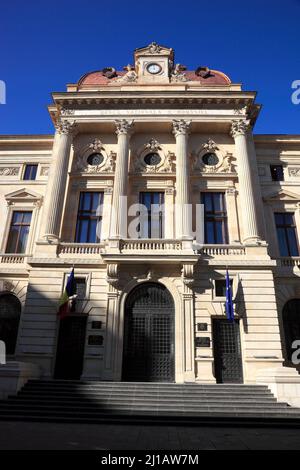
[1, 188, 43, 255]
[131, 139, 175, 174]
[73, 138, 115, 174]
[193, 139, 235, 174]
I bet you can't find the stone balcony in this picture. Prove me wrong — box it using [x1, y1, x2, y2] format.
[0, 240, 277, 268]
[0, 254, 29, 264]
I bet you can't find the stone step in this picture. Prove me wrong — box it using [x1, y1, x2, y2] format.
[17, 389, 273, 398]
[7, 395, 277, 406]
[0, 401, 287, 411]
[0, 407, 299, 418]
[26, 381, 269, 390]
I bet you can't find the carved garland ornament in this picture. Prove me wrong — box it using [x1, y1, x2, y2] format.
[0, 167, 20, 176]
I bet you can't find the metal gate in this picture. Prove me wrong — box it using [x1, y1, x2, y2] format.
[212, 319, 243, 383]
[122, 282, 175, 382]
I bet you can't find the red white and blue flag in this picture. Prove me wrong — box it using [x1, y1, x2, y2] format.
[57, 268, 76, 319]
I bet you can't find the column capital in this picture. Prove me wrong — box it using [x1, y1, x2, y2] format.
[115, 119, 134, 136]
[172, 119, 191, 137]
[230, 119, 251, 138]
[55, 119, 77, 136]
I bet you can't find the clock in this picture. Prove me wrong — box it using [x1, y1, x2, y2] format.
[146, 63, 162, 75]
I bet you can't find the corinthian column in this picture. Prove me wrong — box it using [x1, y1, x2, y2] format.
[173, 120, 192, 241]
[110, 119, 133, 239]
[42, 120, 77, 241]
[231, 120, 261, 243]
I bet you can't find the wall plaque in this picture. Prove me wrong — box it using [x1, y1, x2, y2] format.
[195, 337, 210, 348]
[92, 321, 102, 330]
[88, 335, 103, 346]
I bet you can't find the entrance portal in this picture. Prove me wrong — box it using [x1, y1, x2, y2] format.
[54, 315, 87, 380]
[122, 282, 175, 382]
[212, 319, 243, 383]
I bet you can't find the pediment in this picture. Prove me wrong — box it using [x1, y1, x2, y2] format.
[264, 189, 300, 202]
[134, 42, 174, 58]
[5, 188, 43, 203]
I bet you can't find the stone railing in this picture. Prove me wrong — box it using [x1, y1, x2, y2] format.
[0, 254, 29, 264]
[279, 257, 300, 268]
[197, 245, 246, 256]
[57, 243, 106, 256]
[120, 239, 182, 251]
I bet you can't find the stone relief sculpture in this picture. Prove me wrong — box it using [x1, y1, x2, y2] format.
[171, 64, 188, 83]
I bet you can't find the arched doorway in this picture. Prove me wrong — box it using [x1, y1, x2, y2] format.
[282, 299, 300, 362]
[0, 293, 21, 355]
[122, 282, 175, 382]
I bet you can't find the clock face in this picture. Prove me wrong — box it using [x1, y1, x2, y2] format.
[147, 63, 162, 75]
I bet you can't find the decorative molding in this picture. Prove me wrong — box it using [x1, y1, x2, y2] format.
[0, 167, 20, 177]
[234, 106, 248, 116]
[181, 263, 194, 287]
[40, 166, 50, 176]
[55, 120, 77, 136]
[263, 189, 300, 203]
[60, 108, 75, 116]
[115, 119, 134, 136]
[148, 42, 162, 54]
[88, 138, 103, 152]
[4, 188, 43, 206]
[231, 119, 251, 138]
[0, 280, 14, 292]
[131, 140, 175, 174]
[106, 263, 120, 288]
[115, 67, 137, 83]
[144, 138, 161, 153]
[171, 64, 188, 83]
[172, 119, 191, 137]
[74, 138, 116, 174]
[288, 167, 300, 178]
[192, 140, 236, 175]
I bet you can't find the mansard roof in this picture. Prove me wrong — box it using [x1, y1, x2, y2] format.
[78, 68, 231, 88]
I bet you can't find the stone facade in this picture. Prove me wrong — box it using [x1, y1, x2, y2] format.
[0, 43, 300, 391]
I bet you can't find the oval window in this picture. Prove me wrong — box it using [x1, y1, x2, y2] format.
[202, 152, 219, 166]
[144, 153, 161, 166]
[87, 153, 104, 166]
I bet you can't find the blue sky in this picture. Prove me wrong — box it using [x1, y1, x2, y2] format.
[1, 0, 299, 135]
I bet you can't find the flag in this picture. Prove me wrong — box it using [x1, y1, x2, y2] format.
[58, 268, 76, 319]
[225, 269, 234, 322]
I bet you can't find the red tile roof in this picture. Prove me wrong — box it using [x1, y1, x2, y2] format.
[78, 69, 231, 88]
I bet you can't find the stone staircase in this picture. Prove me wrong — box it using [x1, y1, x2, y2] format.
[0, 380, 300, 425]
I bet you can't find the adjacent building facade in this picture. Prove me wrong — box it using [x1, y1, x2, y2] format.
[1, 43, 300, 386]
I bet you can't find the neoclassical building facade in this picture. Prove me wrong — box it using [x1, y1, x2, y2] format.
[1, 43, 300, 390]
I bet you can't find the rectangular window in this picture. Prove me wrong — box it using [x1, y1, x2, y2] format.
[201, 192, 228, 244]
[23, 164, 38, 181]
[138, 192, 164, 238]
[275, 212, 299, 256]
[215, 279, 233, 297]
[270, 165, 284, 182]
[75, 192, 104, 243]
[6, 211, 32, 253]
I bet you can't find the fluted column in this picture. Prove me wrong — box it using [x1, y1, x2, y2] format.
[231, 120, 261, 243]
[42, 120, 77, 241]
[173, 120, 192, 241]
[110, 119, 133, 239]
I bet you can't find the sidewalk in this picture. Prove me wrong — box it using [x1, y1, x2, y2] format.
[0, 421, 300, 450]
